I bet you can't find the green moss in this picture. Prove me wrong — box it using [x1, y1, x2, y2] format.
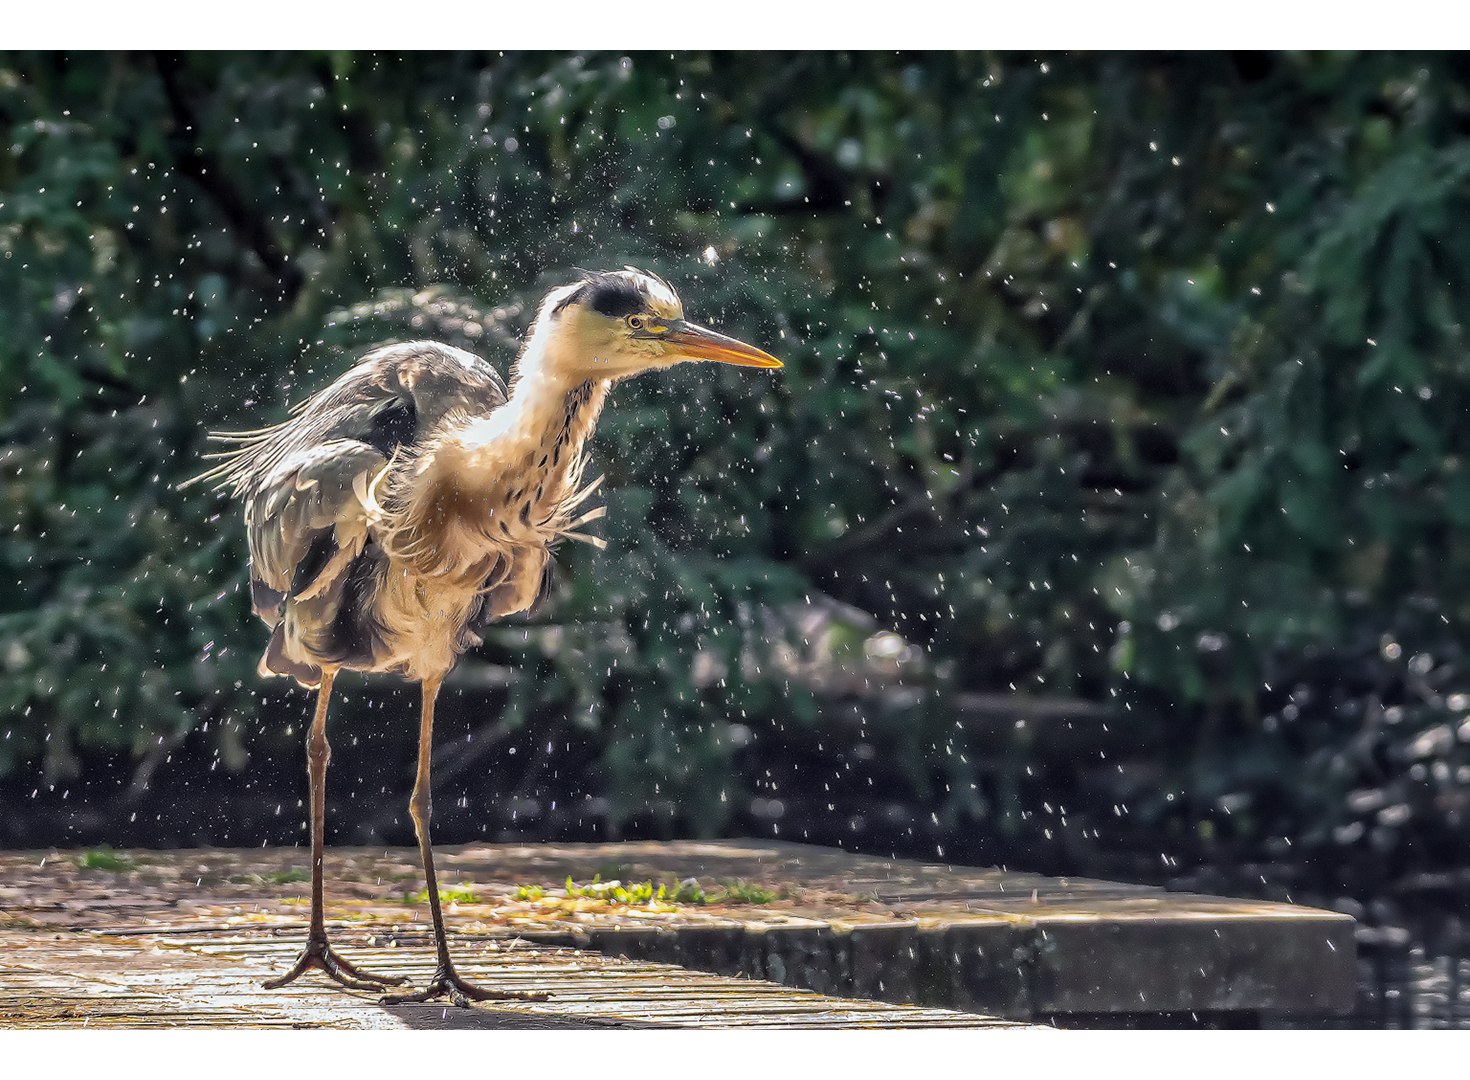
[404, 884, 480, 905]
[719, 880, 780, 904]
[80, 846, 135, 872]
[550, 874, 781, 906]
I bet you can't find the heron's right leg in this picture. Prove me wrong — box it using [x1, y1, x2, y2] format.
[381, 675, 546, 1007]
[263, 668, 406, 992]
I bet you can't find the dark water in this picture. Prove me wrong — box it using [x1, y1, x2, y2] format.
[1299, 913, 1470, 1028]
[1156, 863, 1470, 1028]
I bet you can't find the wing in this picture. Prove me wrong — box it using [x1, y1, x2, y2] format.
[193, 339, 510, 603]
[244, 438, 386, 624]
[230, 435, 384, 685]
[184, 340, 508, 497]
[186, 342, 510, 682]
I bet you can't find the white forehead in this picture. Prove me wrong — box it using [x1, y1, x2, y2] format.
[638, 273, 681, 315]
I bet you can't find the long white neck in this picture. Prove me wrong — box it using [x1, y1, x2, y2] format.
[494, 311, 611, 478]
[379, 311, 612, 575]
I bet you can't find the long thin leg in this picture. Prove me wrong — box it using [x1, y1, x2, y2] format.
[382, 674, 547, 1007]
[264, 668, 406, 992]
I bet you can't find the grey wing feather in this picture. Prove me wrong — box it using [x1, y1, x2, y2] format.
[183, 340, 507, 497]
[246, 439, 386, 598]
[189, 339, 510, 609]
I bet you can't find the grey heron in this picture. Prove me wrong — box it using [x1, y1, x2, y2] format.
[191, 268, 781, 1005]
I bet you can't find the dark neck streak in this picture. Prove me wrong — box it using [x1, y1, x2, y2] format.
[525, 378, 607, 526]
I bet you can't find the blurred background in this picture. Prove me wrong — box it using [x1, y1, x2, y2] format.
[5, 56, 1470, 1011]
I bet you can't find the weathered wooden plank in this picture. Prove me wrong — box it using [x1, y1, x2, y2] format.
[0, 930, 1020, 1029]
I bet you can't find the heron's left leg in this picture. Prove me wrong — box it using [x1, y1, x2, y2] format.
[382, 674, 547, 1008]
[264, 668, 406, 992]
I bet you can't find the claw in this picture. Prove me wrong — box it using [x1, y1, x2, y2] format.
[381, 962, 548, 1008]
[264, 936, 408, 991]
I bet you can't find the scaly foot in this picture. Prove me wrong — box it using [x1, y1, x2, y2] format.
[381, 962, 549, 1008]
[263, 936, 409, 992]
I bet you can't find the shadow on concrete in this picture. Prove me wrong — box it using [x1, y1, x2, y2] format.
[381, 1003, 668, 1029]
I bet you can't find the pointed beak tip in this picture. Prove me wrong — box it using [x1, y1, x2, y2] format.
[664, 322, 784, 371]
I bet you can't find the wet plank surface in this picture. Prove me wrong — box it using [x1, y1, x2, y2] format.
[0, 839, 1355, 1021]
[0, 929, 1019, 1029]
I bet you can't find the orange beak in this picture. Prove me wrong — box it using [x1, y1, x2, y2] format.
[661, 320, 783, 369]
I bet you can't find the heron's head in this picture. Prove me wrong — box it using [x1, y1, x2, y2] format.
[536, 267, 782, 381]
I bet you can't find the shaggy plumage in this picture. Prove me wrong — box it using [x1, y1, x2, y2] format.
[189, 268, 780, 1006]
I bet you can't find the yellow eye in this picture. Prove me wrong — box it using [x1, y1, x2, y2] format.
[627, 316, 644, 330]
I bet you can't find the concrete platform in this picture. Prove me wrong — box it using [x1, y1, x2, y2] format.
[0, 839, 1355, 1024]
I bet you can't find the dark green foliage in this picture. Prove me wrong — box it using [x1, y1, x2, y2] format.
[5, 52, 1470, 875]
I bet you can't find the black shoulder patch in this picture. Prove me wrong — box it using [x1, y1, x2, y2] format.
[363, 396, 417, 457]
